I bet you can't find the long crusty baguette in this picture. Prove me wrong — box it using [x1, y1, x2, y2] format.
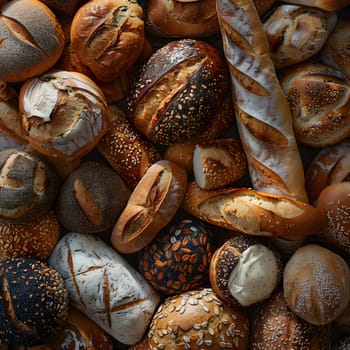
[216, 0, 308, 203]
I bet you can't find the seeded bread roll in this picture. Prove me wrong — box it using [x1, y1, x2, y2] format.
[127, 39, 230, 145]
[283, 244, 350, 326]
[321, 19, 350, 79]
[97, 105, 162, 189]
[263, 4, 337, 69]
[250, 289, 332, 349]
[147, 288, 249, 350]
[19, 70, 109, 161]
[70, 0, 145, 82]
[0, 0, 65, 83]
[48, 232, 161, 345]
[145, 0, 220, 38]
[182, 181, 325, 241]
[280, 62, 350, 148]
[111, 160, 187, 253]
[216, 0, 308, 202]
[209, 234, 283, 307]
[0, 257, 69, 346]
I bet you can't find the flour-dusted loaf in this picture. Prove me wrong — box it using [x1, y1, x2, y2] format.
[48, 232, 161, 345]
[216, 0, 308, 202]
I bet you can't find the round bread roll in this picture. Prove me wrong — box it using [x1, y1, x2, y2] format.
[0, 210, 61, 261]
[0, 149, 59, 223]
[305, 139, 350, 204]
[70, 0, 145, 82]
[138, 218, 217, 295]
[263, 4, 337, 69]
[147, 287, 249, 350]
[283, 244, 350, 326]
[209, 234, 283, 307]
[321, 19, 350, 79]
[280, 62, 350, 148]
[145, 0, 220, 38]
[0, 257, 69, 346]
[280, 0, 350, 11]
[111, 160, 187, 254]
[316, 181, 350, 255]
[0, 0, 65, 83]
[97, 105, 162, 189]
[19, 70, 109, 161]
[193, 138, 247, 190]
[250, 289, 332, 350]
[127, 39, 230, 145]
[55, 161, 131, 234]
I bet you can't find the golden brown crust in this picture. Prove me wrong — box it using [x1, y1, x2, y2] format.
[283, 244, 350, 326]
[111, 160, 187, 253]
[0, 0, 65, 82]
[145, 0, 220, 38]
[97, 105, 162, 189]
[216, 0, 308, 202]
[280, 62, 350, 148]
[305, 139, 350, 203]
[163, 141, 196, 174]
[70, 0, 145, 82]
[181, 181, 325, 240]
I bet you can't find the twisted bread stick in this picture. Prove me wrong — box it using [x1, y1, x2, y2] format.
[216, 0, 308, 202]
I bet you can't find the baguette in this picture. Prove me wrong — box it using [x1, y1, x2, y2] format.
[216, 0, 308, 203]
[182, 181, 325, 240]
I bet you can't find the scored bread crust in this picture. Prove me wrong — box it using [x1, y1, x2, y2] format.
[216, 0, 308, 203]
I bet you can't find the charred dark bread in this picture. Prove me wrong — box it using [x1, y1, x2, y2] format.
[127, 38, 230, 145]
[250, 289, 332, 349]
[0, 257, 69, 346]
[19, 70, 109, 161]
[0, 0, 65, 83]
[70, 0, 145, 82]
[0, 149, 59, 223]
[55, 161, 131, 234]
[147, 287, 249, 350]
[209, 234, 283, 307]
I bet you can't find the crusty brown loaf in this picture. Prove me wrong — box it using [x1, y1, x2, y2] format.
[111, 160, 187, 254]
[182, 181, 325, 240]
[145, 0, 220, 38]
[0, 0, 65, 82]
[280, 62, 350, 148]
[263, 4, 337, 69]
[216, 0, 308, 203]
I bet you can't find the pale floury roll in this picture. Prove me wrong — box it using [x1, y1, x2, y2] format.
[48, 232, 161, 345]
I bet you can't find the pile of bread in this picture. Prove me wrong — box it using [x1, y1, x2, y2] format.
[0, 0, 350, 348]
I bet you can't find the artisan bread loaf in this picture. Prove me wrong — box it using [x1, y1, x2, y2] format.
[0, 0, 65, 82]
[216, 0, 308, 202]
[48, 232, 161, 345]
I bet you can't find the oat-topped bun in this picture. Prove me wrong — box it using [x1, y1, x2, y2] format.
[147, 287, 249, 350]
[0, 257, 69, 346]
[0, 0, 65, 83]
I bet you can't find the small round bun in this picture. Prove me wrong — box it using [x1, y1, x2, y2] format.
[280, 62, 350, 148]
[0, 149, 59, 223]
[250, 289, 332, 350]
[283, 244, 350, 325]
[0, 257, 69, 346]
[55, 161, 131, 234]
[263, 4, 336, 69]
[316, 181, 350, 255]
[19, 70, 109, 161]
[70, 0, 145, 82]
[138, 218, 216, 295]
[0, 210, 61, 260]
[148, 287, 250, 350]
[0, 0, 65, 82]
[127, 39, 229, 145]
[209, 234, 283, 307]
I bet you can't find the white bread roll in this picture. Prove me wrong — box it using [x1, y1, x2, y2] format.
[216, 0, 308, 202]
[48, 232, 161, 345]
